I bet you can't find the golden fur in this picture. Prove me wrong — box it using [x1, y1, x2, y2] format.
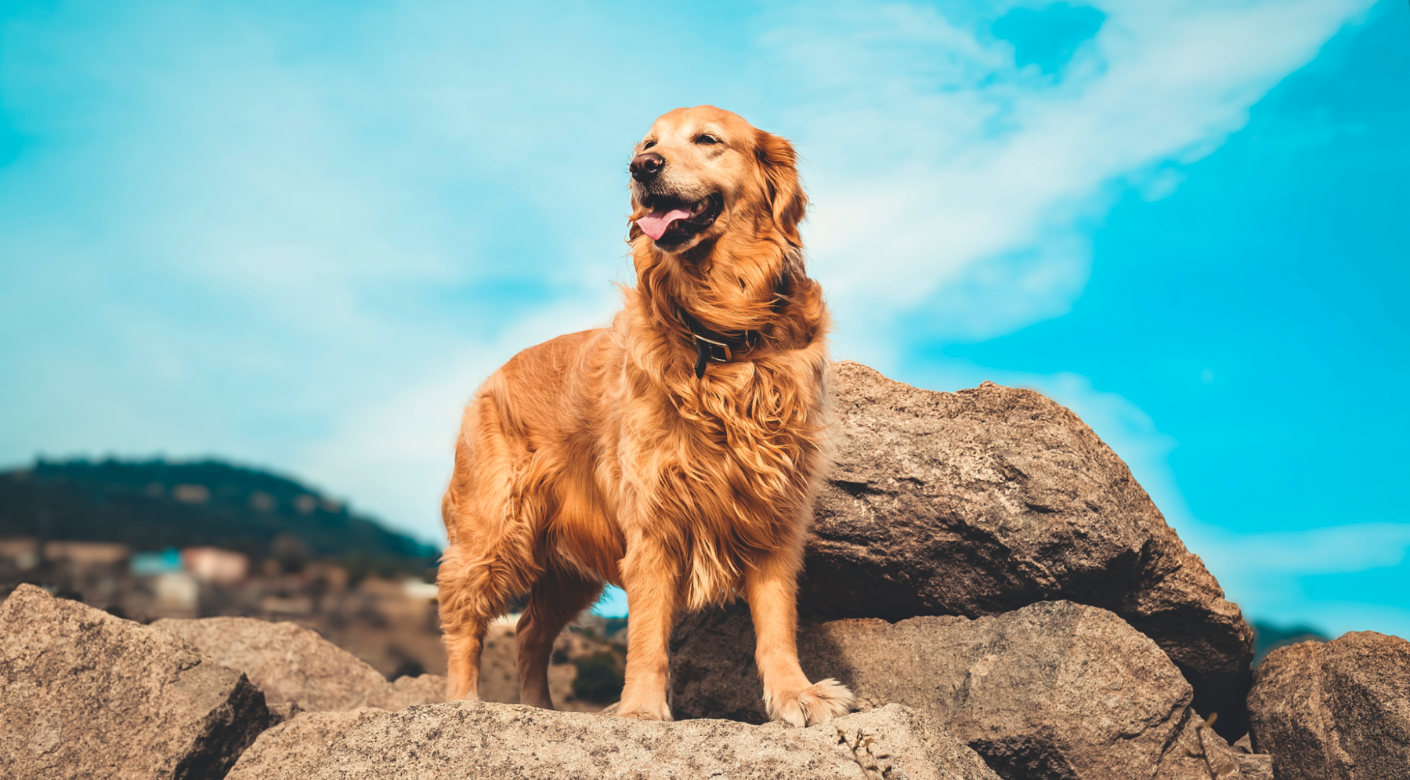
[437, 106, 853, 725]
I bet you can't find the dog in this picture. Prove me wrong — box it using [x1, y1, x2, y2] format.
[437, 105, 853, 726]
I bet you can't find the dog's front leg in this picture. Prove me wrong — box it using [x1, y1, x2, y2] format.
[614, 532, 679, 721]
[745, 550, 855, 727]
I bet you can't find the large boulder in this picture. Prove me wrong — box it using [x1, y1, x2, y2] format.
[0, 584, 269, 780]
[672, 600, 1258, 780]
[807, 362, 1254, 736]
[155, 616, 444, 720]
[230, 700, 1000, 780]
[1248, 631, 1410, 780]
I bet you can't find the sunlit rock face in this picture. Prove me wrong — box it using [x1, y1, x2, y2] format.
[800, 361, 1254, 737]
[0, 584, 270, 780]
[1250, 631, 1410, 780]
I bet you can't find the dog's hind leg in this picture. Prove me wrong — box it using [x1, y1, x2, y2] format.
[515, 567, 603, 709]
[438, 542, 513, 701]
[438, 396, 545, 701]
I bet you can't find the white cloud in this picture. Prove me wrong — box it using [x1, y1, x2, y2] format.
[1208, 524, 1410, 577]
[0, 0, 1378, 546]
[774, 0, 1376, 349]
[1211, 524, 1410, 640]
[300, 295, 618, 542]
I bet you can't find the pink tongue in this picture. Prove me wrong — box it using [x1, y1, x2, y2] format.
[637, 207, 693, 241]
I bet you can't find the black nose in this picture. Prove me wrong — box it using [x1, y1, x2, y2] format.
[630, 152, 665, 182]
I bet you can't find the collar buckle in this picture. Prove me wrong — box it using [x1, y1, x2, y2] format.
[692, 333, 732, 363]
[692, 333, 731, 378]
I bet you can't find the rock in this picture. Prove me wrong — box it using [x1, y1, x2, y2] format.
[830, 704, 1001, 780]
[806, 362, 1254, 737]
[1248, 631, 1410, 780]
[1224, 734, 1274, 780]
[266, 701, 304, 726]
[1152, 712, 1273, 780]
[0, 584, 269, 780]
[360, 673, 448, 710]
[257, 700, 999, 780]
[475, 621, 601, 711]
[672, 600, 1257, 780]
[1234, 755, 1274, 780]
[477, 622, 522, 703]
[154, 617, 387, 711]
[154, 616, 445, 713]
[225, 708, 384, 780]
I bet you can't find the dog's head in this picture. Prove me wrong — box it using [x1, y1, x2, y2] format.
[629, 106, 805, 254]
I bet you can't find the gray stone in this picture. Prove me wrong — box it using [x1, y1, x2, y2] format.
[154, 616, 445, 713]
[266, 700, 999, 780]
[827, 704, 1003, 780]
[673, 600, 1257, 780]
[0, 584, 269, 780]
[154, 617, 386, 711]
[806, 362, 1254, 736]
[225, 708, 384, 780]
[1248, 631, 1410, 780]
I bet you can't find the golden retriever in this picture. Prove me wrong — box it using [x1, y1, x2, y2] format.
[437, 105, 853, 726]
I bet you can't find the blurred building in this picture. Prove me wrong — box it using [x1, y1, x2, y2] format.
[182, 547, 249, 584]
[2, 534, 450, 681]
[130, 548, 180, 575]
[0, 538, 39, 574]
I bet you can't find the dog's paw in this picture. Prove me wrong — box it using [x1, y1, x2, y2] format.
[614, 699, 674, 722]
[766, 678, 855, 728]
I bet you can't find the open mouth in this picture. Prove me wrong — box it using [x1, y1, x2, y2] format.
[636, 193, 722, 243]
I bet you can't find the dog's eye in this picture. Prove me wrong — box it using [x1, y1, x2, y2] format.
[695, 134, 719, 145]
[643, 140, 656, 150]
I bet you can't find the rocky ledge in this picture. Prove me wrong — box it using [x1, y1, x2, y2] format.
[671, 600, 1264, 780]
[2, 361, 1404, 779]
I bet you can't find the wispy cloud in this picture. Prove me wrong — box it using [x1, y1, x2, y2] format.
[775, 0, 1378, 352]
[1202, 524, 1410, 638]
[0, 0, 1378, 545]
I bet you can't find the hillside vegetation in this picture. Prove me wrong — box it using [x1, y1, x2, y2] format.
[0, 458, 438, 579]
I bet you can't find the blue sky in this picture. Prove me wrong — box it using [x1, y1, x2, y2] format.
[1, 1, 1405, 630]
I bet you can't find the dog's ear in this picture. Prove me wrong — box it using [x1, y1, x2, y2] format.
[754, 129, 807, 247]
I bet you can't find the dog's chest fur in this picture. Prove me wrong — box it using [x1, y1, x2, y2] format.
[615, 355, 827, 610]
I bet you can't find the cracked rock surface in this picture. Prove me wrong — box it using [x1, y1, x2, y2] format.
[0, 584, 269, 780]
[673, 600, 1256, 780]
[1249, 631, 1410, 780]
[805, 361, 1254, 737]
[231, 700, 1000, 780]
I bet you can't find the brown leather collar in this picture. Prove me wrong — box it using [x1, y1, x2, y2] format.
[675, 268, 791, 379]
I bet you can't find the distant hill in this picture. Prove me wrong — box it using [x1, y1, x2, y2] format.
[0, 458, 439, 578]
